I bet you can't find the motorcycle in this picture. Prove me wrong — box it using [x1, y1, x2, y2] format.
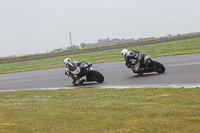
[65, 61, 104, 85]
[129, 55, 165, 75]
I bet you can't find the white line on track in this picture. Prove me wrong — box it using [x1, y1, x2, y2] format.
[1, 84, 199, 91]
[166, 62, 200, 67]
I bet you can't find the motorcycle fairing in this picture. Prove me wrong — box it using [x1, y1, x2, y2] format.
[67, 61, 81, 75]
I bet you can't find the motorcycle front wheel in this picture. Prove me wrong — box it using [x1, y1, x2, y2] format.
[87, 70, 104, 83]
[153, 61, 165, 73]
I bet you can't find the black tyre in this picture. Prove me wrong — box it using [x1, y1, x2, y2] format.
[153, 61, 165, 73]
[88, 70, 104, 83]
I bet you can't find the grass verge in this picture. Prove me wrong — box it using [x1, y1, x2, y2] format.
[0, 37, 200, 74]
[0, 88, 200, 132]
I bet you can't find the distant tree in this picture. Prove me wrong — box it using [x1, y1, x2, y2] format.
[111, 38, 120, 41]
[72, 45, 79, 50]
[80, 43, 87, 49]
[66, 47, 71, 50]
[67, 45, 79, 50]
[50, 48, 64, 53]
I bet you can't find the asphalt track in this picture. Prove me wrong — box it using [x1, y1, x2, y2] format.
[0, 53, 200, 91]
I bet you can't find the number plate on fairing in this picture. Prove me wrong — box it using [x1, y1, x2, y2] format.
[71, 67, 81, 75]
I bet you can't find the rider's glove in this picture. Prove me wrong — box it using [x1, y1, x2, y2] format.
[87, 63, 92, 67]
[64, 68, 70, 76]
[77, 61, 82, 66]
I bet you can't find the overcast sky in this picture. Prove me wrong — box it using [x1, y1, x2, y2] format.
[0, 0, 200, 57]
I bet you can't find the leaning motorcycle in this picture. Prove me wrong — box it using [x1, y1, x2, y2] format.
[129, 56, 165, 75]
[65, 61, 104, 85]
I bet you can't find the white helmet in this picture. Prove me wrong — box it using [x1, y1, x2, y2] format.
[121, 49, 128, 57]
[64, 58, 71, 65]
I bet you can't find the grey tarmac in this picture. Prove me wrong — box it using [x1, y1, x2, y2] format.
[0, 53, 200, 91]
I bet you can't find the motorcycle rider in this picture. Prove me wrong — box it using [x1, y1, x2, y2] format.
[64, 58, 92, 84]
[121, 49, 150, 72]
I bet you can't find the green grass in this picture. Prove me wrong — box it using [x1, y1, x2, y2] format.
[0, 88, 200, 132]
[0, 38, 200, 74]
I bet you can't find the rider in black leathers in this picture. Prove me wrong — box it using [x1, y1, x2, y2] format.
[63, 58, 92, 84]
[121, 49, 148, 72]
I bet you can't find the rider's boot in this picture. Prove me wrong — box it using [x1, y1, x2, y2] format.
[73, 76, 87, 85]
[144, 55, 150, 64]
[79, 76, 87, 83]
[134, 62, 140, 72]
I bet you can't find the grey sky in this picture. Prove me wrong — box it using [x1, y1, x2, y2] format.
[0, 0, 200, 57]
